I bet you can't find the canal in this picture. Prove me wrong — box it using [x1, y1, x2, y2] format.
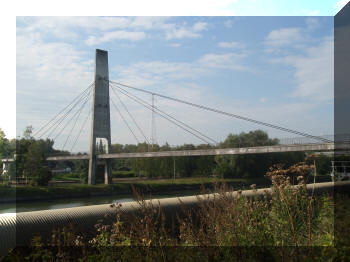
[0, 190, 200, 214]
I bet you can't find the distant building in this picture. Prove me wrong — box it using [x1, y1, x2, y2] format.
[331, 161, 350, 181]
[1, 159, 14, 176]
[51, 167, 72, 174]
[1, 163, 8, 176]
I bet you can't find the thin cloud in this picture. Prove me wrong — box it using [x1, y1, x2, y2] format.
[197, 53, 247, 71]
[218, 41, 243, 49]
[193, 22, 208, 31]
[114, 52, 248, 87]
[264, 28, 302, 48]
[16, 29, 93, 143]
[166, 28, 201, 40]
[224, 19, 233, 28]
[18, 17, 210, 44]
[170, 43, 182, 47]
[18, 17, 168, 35]
[259, 97, 268, 103]
[272, 37, 333, 102]
[86, 30, 146, 45]
[305, 17, 321, 30]
[165, 22, 208, 40]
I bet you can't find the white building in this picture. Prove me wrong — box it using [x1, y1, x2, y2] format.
[331, 161, 350, 181]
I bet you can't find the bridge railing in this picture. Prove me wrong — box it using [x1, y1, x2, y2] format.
[46, 135, 342, 158]
[4, 135, 349, 160]
[278, 134, 349, 145]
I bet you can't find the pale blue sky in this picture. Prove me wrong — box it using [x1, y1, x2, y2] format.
[210, 0, 347, 16]
[15, 15, 336, 152]
[1, 0, 348, 147]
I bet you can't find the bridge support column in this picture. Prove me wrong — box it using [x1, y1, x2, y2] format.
[88, 49, 112, 185]
[104, 159, 112, 184]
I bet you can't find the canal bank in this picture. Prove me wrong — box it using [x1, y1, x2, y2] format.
[0, 178, 271, 204]
[0, 176, 331, 205]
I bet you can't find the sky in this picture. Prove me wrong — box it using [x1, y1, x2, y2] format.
[1, 0, 349, 152]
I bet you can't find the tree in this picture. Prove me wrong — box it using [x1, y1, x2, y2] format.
[158, 143, 173, 178]
[314, 155, 332, 176]
[72, 159, 89, 183]
[24, 140, 52, 186]
[6, 161, 16, 180]
[0, 128, 8, 158]
[32, 166, 52, 186]
[174, 144, 197, 177]
[14, 126, 55, 185]
[0, 128, 15, 159]
[214, 130, 303, 178]
[192, 144, 215, 177]
[23, 125, 33, 139]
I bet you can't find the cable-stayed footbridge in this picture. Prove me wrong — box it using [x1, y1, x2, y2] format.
[3, 49, 348, 184]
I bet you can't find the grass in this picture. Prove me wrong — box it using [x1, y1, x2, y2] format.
[0, 177, 271, 202]
[0, 183, 15, 198]
[14, 184, 130, 199]
[112, 170, 136, 178]
[128, 177, 246, 184]
[51, 173, 81, 181]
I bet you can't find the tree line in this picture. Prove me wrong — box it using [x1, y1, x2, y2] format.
[0, 127, 332, 185]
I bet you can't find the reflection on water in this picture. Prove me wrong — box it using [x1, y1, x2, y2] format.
[0, 190, 200, 214]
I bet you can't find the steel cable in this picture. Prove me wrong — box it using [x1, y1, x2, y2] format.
[110, 97, 140, 144]
[33, 83, 93, 138]
[109, 80, 332, 143]
[40, 85, 93, 139]
[62, 90, 92, 151]
[70, 108, 92, 153]
[111, 87, 151, 145]
[110, 83, 218, 145]
[110, 84, 213, 145]
[52, 88, 93, 143]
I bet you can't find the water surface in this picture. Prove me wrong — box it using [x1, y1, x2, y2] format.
[0, 190, 200, 214]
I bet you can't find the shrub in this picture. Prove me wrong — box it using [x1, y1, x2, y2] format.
[31, 166, 52, 186]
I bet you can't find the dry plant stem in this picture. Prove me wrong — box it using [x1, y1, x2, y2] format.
[310, 160, 317, 247]
[278, 185, 298, 247]
[307, 202, 313, 255]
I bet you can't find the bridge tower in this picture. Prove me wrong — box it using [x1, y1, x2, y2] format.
[88, 49, 112, 185]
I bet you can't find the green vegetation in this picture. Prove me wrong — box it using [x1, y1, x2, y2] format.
[105, 130, 333, 180]
[1, 177, 268, 202]
[1, 128, 335, 185]
[6, 163, 349, 261]
[112, 170, 136, 178]
[0, 128, 16, 159]
[0, 127, 334, 205]
[0, 183, 15, 198]
[2, 126, 60, 186]
[0, 128, 16, 180]
[0, 172, 331, 202]
[51, 172, 82, 181]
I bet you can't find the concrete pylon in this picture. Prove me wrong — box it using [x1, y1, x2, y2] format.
[88, 49, 112, 185]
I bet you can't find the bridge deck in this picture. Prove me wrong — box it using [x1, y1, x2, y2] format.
[2, 142, 348, 163]
[43, 142, 339, 161]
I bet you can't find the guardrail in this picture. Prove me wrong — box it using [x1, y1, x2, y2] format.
[1, 181, 349, 256]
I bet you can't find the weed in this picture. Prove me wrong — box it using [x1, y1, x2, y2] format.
[6, 161, 346, 261]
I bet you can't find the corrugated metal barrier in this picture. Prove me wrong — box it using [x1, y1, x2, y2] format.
[1, 181, 349, 256]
